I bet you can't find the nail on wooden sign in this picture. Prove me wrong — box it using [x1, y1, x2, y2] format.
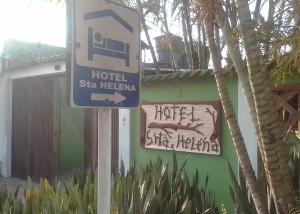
[140, 102, 221, 155]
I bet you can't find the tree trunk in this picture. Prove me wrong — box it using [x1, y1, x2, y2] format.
[216, 3, 271, 167]
[162, 7, 180, 72]
[197, 24, 202, 68]
[234, 0, 293, 212]
[293, 0, 300, 27]
[203, 17, 269, 214]
[264, 0, 275, 54]
[182, 0, 198, 69]
[136, 0, 160, 74]
[229, 0, 238, 28]
[142, 20, 160, 73]
[214, 26, 221, 52]
[215, 7, 270, 213]
[253, 0, 262, 21]
[201, 25, 209, 69]
[181, 11, 194, 71]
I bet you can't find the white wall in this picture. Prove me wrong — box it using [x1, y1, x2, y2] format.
[237, 80, 257, 174]
[0, 75, 12, 177]
[118, 109, 131, 172]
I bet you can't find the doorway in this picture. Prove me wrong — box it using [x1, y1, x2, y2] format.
[11, 75, 60, 180]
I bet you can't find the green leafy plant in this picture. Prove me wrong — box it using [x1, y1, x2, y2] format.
[0, 184, 22, 214]
[0, 174, 96, 214]
[23, 178, 74, 214]
[0, 153, 219, 214]
[270, 30, 300, 83]
[112, 153, 219, 214]
[227, 162, 258, 214]
[227, 131, 300, 214]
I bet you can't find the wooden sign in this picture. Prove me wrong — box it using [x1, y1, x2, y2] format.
[141, 102, 221, 155]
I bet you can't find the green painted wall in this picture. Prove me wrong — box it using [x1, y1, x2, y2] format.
[58, 77, 84, 172]
[132, 76, 238, 212]
[277, 74, 300, 86]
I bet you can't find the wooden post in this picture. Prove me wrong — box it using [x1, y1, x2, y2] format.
[298, 92, 300, 132]
[97, 108, 112, 214]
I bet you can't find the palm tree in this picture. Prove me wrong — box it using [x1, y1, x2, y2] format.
[181, 10, 194, 71]
[172, 0, 197, 71]
[136, 0, 160, 74]
[201, 3, 269, 213]
[198, 0, 296, 212]
[214, 5, 291, 213]
[181, 0, 197, 69]
[234, 0, 293, 211]
[160, 0, 180, 71]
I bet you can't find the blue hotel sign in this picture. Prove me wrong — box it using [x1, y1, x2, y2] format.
[70, 0, 140, 108]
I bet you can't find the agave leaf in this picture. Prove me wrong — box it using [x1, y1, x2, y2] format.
[227, 161, 256, 214]
[13, 185, 20, 199]
[180, 198, 192, 214]
[120, 159, 125, 178]
[229, 186, 236, 204]
[205, 174, 209, 189]
[172, 151, 178, 179]
[202, 208, 212, 214]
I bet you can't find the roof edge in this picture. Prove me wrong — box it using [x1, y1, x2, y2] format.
[3, 54, 66, 72]
[142, 69, 214, 82]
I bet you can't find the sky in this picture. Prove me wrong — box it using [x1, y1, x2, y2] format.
[0, 0, 66, 50]
[0, 0, 157, 61]
[0, 0, 268, 53]
[0, 0, 240, 63]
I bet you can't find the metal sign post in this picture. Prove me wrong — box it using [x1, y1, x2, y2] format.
[68, 0, 139, 213]
[97, 108, 112, 213]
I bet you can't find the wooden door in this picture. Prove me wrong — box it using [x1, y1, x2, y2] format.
[11, 79, 30, 179]
[12, 76, 60, 180]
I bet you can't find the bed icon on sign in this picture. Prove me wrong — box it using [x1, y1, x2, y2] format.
[88, 28, 130, 66]
[84, 9, 134, 67]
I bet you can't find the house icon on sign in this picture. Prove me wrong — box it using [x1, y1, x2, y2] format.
[84, 9, 133, 66]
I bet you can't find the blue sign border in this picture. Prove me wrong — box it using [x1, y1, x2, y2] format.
[73, 64, 140, 107]
[70, 0, 140, 108]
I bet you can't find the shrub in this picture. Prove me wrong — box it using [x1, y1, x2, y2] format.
[112, 153, 219, 214]
[0, 153, 219, 214]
